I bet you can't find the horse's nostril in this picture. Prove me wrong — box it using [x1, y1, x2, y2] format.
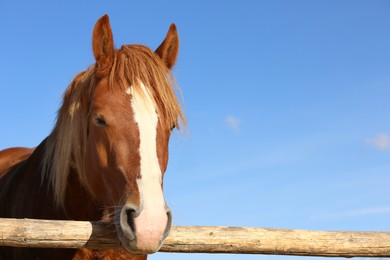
[163, 207, 172, 240]
[119, 203, 139, 241]
[126, 208, 136, 235]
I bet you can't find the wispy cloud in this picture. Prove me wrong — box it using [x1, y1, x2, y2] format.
[225, 116, 240, 134]
[366, 133, 390, 151]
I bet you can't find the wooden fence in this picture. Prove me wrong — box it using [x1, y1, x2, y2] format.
[1, 218, 390, 257]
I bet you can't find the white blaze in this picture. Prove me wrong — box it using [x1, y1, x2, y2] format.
[129, 83, 167, 252]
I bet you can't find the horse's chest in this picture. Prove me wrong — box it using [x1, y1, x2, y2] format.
[73, 248, 147, 260]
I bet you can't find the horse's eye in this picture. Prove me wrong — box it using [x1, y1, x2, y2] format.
[96, 117, 107, 126]
[170, 125, 176, 132]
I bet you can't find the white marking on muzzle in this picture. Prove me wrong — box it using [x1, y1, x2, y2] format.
[130, 83, 168, 253]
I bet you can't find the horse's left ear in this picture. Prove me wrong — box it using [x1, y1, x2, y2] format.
[93, 14, 115, 76]
[155, 24, 179, 69]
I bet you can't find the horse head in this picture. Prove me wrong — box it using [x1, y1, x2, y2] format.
[87, 15, 183, 254]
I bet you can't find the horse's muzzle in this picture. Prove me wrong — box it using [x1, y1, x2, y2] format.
[116, 202, 172, 254]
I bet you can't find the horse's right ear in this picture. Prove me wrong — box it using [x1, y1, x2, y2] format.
[93, 14, 115, 76]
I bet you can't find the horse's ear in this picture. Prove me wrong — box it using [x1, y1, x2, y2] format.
[93, 14, 115, 75]
[155, 24, 179, 69]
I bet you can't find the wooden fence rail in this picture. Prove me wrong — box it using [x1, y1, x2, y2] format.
[1, 218, 390, 257]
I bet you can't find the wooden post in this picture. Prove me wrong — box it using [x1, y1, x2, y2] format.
[1, 218, 390, 257]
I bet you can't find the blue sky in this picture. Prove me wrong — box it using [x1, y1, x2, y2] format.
[1, 1, 390, 259]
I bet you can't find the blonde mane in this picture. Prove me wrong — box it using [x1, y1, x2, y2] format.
[42, 45, 185, 206]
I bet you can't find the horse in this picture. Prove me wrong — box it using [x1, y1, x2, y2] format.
[0, 14, 185, 260]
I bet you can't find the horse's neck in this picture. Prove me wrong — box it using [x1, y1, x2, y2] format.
[0, 139, 102, 221]
[0, 140, 60, 219]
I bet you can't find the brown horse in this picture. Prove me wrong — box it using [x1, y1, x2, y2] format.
[0, 14, 184, 259]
